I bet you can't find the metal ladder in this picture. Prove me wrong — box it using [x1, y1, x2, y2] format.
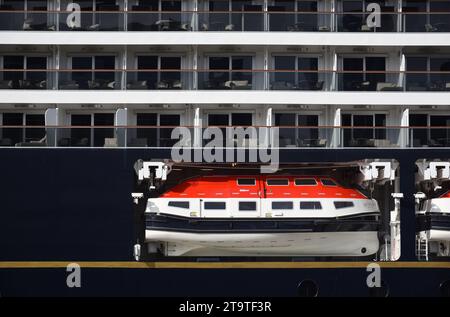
[416, 235, 429, 261]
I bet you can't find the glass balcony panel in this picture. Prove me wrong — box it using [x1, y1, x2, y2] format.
[2, 125, 450, 148]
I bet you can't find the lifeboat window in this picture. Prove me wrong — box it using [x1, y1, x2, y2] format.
[300, 201, 322, 210]
[321, 179, 337, 186]
[295, 179, 317, 186]
[267, 179, 289, 186]
[239, 201, 257, 211]
[168, 201, 190, 209]
[334, 201, 354, 209]
[272, 201, 293, 210]
[204, 202, 226, 210]
[237, 178, 256, 186]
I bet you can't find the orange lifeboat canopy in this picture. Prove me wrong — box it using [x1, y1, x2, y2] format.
[160, 175, 367, 199]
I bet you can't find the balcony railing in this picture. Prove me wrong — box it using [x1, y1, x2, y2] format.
[2, 69, 450, 91]
[0, 126, 449, 148]
[0, 10, 450, 32]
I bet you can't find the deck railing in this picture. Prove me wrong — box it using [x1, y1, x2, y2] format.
[0, 125, 448, 148]
[1, 69, 450, 91]
[0, 10, 449, 32]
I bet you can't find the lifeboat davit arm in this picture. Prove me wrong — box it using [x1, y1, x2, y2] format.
[359, 160, 402, 261]
[134, 160, 172, 191]
[359, 161, 397, 186]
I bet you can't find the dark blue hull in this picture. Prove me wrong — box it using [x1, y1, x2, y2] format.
[0, 148, 449, 296]
[1, 265, 450, 297]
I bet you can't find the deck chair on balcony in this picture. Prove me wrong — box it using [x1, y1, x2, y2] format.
[374, 139, 392, 147]
[106, 81, 116, 89]
[23, 18, 55, 31]
[59, 81, 79, 90]
[87, 24, 100, 31]
[180, 23, 191, 31]
[127, 80, 148, 90]
[172, 80, 182, 89]
[315, 139, 327, 147]
[103, 138, 118, 147]
[156, 81, 170, 89]
[15, 135, 47, 147]
[20, 79, 47, 89]
[376, 82, 403, 91]
[425, 24, 437, 32]
[224, 24, 235, 31]
[225, 80, 250, 90]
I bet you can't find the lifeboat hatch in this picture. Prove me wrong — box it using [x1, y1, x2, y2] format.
[132, 160, 400, 261]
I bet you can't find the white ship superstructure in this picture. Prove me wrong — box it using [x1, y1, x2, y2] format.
[0, 0, 449, 149]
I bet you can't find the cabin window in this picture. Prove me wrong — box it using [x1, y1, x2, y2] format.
[334, 201, 354, 209]
[237, 178, 256, 186]
[300, 201, 322, 210]
[295, 179, 317, 186]
[239, 201, 257, 211]
[321, 179, 337, 186]
[204, 202, 226, 210]
[267, 179, 289, 186]
[168, 201, 190, 209]
[272, 201, 293, 210]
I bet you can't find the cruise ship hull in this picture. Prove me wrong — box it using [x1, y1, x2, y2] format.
[1, 149, 450, 296]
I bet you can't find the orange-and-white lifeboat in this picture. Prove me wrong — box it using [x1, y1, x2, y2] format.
[417, 190, 450, 242]
[145, 175, 380, 256]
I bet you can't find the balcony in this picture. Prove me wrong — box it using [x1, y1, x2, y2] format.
[2, 69, 450, 92]
[0, 8, 449, 32]
[0, 125, 448, 149]
[0, 70, 49, 89]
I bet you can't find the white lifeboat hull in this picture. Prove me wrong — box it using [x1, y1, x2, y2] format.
[146, 230, 379, 257]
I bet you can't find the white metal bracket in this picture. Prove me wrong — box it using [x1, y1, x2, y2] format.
[414, 192, 426, 206]
[417, 161, 450, 182]
[360, 161, 397, 184]
[138, 161, 172, 181]
[131, 192, 144, 205]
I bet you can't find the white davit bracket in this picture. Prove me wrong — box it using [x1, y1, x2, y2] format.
[138, 161, 172, 182]
[389, 193, 403, 261]
[133, 243, 141, 262]
[131, 192, 144, 204]
[360, 161, 397, 183]
[392, 193, 404, 199]
[417, 161, 450, 182]
[414, 192, 427, 206]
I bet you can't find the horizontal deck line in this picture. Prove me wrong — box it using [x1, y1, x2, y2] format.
[1, 91, 450, 105]
[1, 261, 450, 269]
[1, 32, 450, 46]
